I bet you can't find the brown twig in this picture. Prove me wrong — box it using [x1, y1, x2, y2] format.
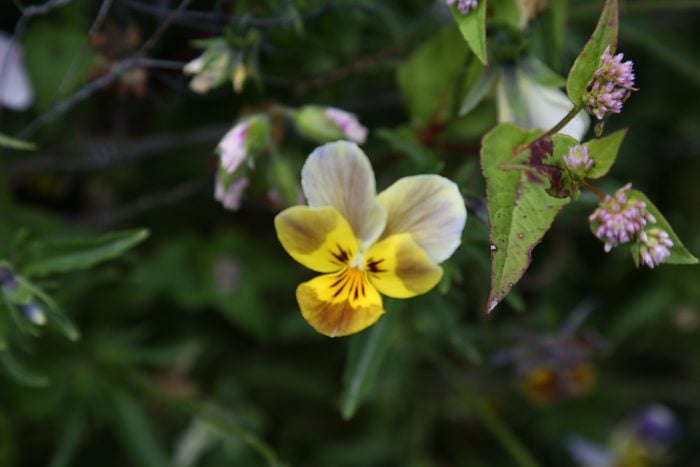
[294, 45, 402, 95]
[17, 0, 194, 138]
[56, 0, 115, 96]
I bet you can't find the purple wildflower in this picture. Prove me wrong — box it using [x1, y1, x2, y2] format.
[585, 46, 636, 120]
[638, 228, 673, 268]
[215, 175, 249, 211]
[324, 107, 368, 144]
[446, 0, 478, 14]
[589, 184, 655, 252]
[218, 121, 250, 174]
[629, 404, 679, 448]
[563, 145, 594, 177]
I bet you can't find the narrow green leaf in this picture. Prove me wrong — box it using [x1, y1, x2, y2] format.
[111, 389, 170, 467]
[22, 229, 149, 277]
[48, 410, 85, 467]
[0, 351, 49, 387]
[375, 128, 435, 168]
[488, 0, 522, 30]
[481, 124, 570, 313]
[629, 190, 699, 265]
[0, 133, 36, 151]
[520, 57, 566, 88]
[459, 67, 495, 116]
[450, 0, 488, 65]
[541, 0, 568, 71]
[566, 0, 618, 105]
[584, 129, 627, 179]
[397, 27, 468, 127]
[340, 308, 399, 420]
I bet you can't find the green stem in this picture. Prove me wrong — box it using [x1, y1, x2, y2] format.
[512, 106, 582, 157]
[131, 373, 285, 467]
[581, 180, 607, 201]
[537, 105, 582, 143]
[426, 350, 542, 467]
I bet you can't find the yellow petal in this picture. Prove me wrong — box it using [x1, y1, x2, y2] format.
[301, 141, 386, 248]
[275, 206, 358, 273]
[377, 175, 466, 264]
[364, 233, 443, 299]
[296, 269, 384, 337]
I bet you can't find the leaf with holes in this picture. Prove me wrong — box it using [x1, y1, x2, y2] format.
[481, 124, 570, 313]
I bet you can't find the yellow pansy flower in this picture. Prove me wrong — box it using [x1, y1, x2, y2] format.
[274, 141, 467, 337]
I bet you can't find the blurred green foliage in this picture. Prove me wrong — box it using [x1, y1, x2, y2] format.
[0, 0, 699, 466]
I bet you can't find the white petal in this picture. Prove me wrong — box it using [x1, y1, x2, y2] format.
[0, 34, 33, 111]
[377, 175, 466, 263]
[497, 70, 589, 140]
[301, 141, 386, 248]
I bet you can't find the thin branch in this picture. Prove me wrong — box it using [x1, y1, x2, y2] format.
[19, 58, 137, 138]
[18, 57, 186, 139]
[123, 0, 331, 28]
[18, 0, 71, 18]
[1, 0, 74, 102]
[17, 0, 193, 138]
[138, 0, 195, 55]
[87, 178, 208, 228]
[7, 124, 229, 176]
[294, 44, 402, 95]
[57, 0, 116, 96]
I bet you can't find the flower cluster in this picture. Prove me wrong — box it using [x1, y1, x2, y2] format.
[275, 141, 466, 337]
[589, 184, 654, 251]
[493, 307, 608, 405]
[446, 0, 478, 14]
[589, 184, 674, 267]
[639, 228, 674, 269]
[585, 46, 636, 120]
[563, 145, 594, 178]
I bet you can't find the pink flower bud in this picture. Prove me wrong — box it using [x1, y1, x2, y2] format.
[638, 228, 673, 268]
[447, 0, 478, 14]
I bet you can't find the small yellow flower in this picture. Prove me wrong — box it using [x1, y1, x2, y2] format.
[274, 141, 467, 337]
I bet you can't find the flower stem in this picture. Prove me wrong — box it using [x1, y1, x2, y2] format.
[131, 372, 285, 467]
[425, 348, 542, 467]
[512, 105, 583, 156]
[581, 180, 607, 201]
[533, 105, 583, 145]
